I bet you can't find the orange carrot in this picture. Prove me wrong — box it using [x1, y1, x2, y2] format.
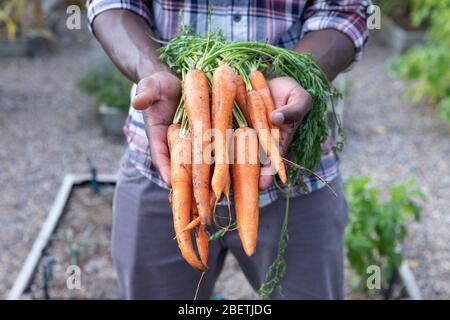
[168, 124, 205, 271]
[195, 224, 209, 267]
[210, 189, 217, 208]
[211, 64, 236, 202]
[184, 69, 212, 225]
[179, 192, 213, 234]
[235, 75, 252, 125]
[232, 127, 260, 256]
[247, 90, 287, 184]
[181, 216, 201, 233]
[191, 194, 208, 268]
[249, 70, 280, 149]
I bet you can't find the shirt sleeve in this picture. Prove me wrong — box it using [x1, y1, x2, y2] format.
[301, 0, 371, 62]
[86, 0, 152, 33]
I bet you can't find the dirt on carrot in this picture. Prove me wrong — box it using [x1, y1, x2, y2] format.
[168, 124, 206, 271]
[211, 64, 236, 202]
[247, 90, 287, 184]
[232, 127, 260, 256]
[184, 69, 212, 225]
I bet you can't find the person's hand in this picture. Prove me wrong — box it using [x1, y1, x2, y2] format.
[258, 77, 312, 190]
[132, 71, 181, 186]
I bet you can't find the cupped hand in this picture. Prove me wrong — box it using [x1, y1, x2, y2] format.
[132, 71, 181, 186]
[258, 76, 312, 190]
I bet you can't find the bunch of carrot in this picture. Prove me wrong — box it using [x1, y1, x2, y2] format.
[169, 62, 287, 271]
[155, 25, 341, 296]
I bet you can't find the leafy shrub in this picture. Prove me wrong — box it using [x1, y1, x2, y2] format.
[344, 176, 425, 292]
[77, 62, 133, 112]
[390, 0, 450, 123]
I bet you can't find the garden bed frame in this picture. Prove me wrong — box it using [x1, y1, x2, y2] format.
[7, 173, 116, 300]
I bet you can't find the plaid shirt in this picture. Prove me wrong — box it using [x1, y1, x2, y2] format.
[87, 0, 369, 207]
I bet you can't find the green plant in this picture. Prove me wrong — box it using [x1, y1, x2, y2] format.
[53, 225, 95, 266]
[390, 0, 450, 123]
[344, 176, 425, 292]
[0, 1, 15, 40]
[76, 63, 133, 112]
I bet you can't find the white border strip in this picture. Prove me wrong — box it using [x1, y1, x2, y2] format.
[7, 174, 117, 300]
[399, 261, 422, 300]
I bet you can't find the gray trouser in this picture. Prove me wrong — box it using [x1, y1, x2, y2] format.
[112, 154, 348, 300]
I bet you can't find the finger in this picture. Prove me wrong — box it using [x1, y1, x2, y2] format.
[149, 129, 172, 186]
[132, 77, 160, 110]
[151, 141, 171, 187]
[271, 90, 312, 125]
[259, 163, 274, 190]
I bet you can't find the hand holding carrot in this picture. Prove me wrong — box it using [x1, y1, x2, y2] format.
[258, 77, 312, 190]
[131, 71, 182, 186]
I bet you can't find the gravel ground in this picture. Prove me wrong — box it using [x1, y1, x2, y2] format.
[1, 33, 448, 299]
[0, 38, 125, 297]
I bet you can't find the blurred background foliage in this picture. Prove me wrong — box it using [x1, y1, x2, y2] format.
[76, 61, 133, 112]
[0, 0, 53, 41]
[344, 177, 425, 292]
[0, 0, 85, 41]
[381, 0, 450, 123]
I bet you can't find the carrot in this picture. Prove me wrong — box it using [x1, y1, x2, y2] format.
[178, 188, 216, 233]
[181, 188, 221, 235]
[247, 90, 287, 184]
[232, 127, 260, 256]
[181, 216, 201, 233]
[249, 70, 280, 147]
[210, 189, 217, 208]
[195, 224, 209, 267]
[191, 194, 208, 268]
[235, 75, 252, 125]
[168, 124, 205, 271]
[211, 64, 236, 202]
[184, 69, 212, 225]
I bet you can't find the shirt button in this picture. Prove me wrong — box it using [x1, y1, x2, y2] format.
[233, 13, 242, 22]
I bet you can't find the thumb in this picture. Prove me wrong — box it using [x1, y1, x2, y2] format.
[132, 77, 160, 110]
[259, 164, 274, 190]
[259, 159, 275, 190]
[271, 90, 312, 125]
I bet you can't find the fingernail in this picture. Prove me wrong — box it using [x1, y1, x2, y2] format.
[272, 112, 284, 125]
